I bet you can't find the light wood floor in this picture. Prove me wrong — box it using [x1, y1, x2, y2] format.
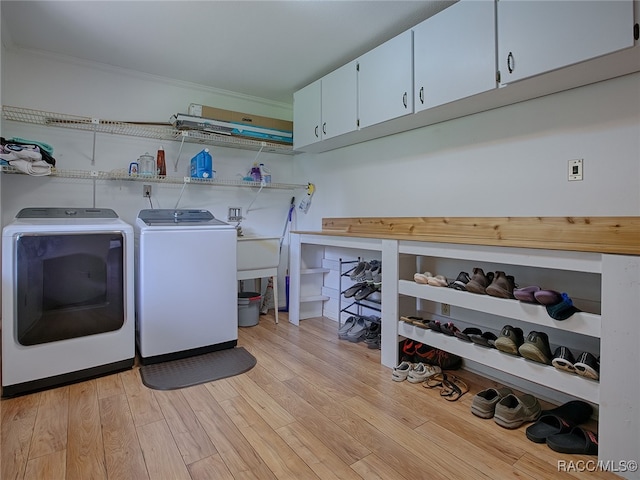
[2, 313, 617, 480]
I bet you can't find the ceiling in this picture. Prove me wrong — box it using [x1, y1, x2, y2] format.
[1, 1, 453, 106]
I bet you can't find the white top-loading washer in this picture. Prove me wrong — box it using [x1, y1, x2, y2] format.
[2, 207, 135, 397]
[135, 209, 238, 364]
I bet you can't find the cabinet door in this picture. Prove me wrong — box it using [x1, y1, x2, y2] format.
[321, 60, 358, 140]
[358, 30, 413, 129]
[498, 0, 635, 85]
[414, 0, 497, 112]
[293, 79, 322, 150]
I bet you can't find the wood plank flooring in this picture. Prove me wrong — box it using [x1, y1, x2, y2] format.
[1, 313, 618, 480]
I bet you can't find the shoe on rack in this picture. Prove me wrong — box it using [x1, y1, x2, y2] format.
[392, 360, 413, 382]
[465, 268, 494, 295]
[518, 331, 553, 365]
[485, 271, 516, 299]
[401, 338, 419, 357]
[344, 317, 370, 343]
[546, 293, 581, 320]
[448, 271, 471, 291]
[533, 289, 563, 305]
[440, 322, 460, 337]
[551, 346, 577, 373]
[414, 271, 433, 284]
[414, 343, 462, 370]
[574, 351, 600, 380]
[343, 282, 367, 298]
[471, 387, 513, 419]
[494, 393, 542, 429]
[494, 325, 525, 356]
[354, 284, 377, 301]
[454, 327, 482, 343]
[469, 331, 498, 348]
[514, 285, 541, 303]
[338, 316, 357, 339]
[350, 261, 370, 281]
[427, 274, 448, 287]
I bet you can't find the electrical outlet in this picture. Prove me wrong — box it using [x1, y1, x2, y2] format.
[568, 159, 583, 181]
[441, 303, 450, 316]
[143, 184, 152, 197]
[228, 207, 242, 222]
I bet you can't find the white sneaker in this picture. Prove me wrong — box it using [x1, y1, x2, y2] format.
[392, 361, 412, 382]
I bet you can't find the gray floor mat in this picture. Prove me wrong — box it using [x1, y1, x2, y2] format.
[139, 347, 256, 390]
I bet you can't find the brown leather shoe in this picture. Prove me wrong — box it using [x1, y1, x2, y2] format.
[465, 267, 493, 294]
[486, 271, 516, 299]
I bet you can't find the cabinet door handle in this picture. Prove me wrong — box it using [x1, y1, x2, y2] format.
[314, 125, 319, 138]
[419, 87, 424, 104]
[403, 92, 408, 108]
[507, 52, 515, 74]
[322, 122, 326, 135]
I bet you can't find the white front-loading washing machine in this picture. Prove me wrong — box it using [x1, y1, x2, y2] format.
[1, 207, 135, 397]
[135, 209, 237, 365]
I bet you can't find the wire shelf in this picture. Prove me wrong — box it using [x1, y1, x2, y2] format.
[1, 105, 294, 155]
[0, 166, 305, 190]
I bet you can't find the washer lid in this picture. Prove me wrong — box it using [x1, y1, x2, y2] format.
[138, 209, 228, 226]
[16, 207, 119, 219]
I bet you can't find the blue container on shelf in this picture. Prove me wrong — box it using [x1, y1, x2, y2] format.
[190, 148, 214, 179]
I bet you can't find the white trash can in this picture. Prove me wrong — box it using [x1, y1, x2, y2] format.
[238, 292, 261, 327]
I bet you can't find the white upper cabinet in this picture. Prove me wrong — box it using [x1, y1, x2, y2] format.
[293, 61, 358, 150]
[358, 30, 414, 129]
[293, 79, 322, 150]
[321, 61, 358, 141]
[498, 0, 635, 85]
[414, 0, 497, 111]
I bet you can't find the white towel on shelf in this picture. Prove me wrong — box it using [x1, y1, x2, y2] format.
[8, 159, 52, 176]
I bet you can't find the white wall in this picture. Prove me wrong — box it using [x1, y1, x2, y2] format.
[1, 48, 303, 235]
[294, 71, 640, 230]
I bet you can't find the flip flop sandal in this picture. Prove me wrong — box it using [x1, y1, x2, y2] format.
[424, 372, 447, 389]
[440, 375, 468, 401]
[440, 322, 460, 336]
[454, 327, 482, 343]
[399, 315, 425, 326]
[428, 320, 442, 333]
[469, 331, 498, 347]
[546, 427, 599, 455]
[343, 282, 367, 298]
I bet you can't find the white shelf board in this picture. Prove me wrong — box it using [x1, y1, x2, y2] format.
[398, 321, 599, 404]
[399, 280, 601, 338]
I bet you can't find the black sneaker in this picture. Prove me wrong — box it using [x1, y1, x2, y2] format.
[574, 352, 600, 380]
[448, 271, 471, 291]
[494, 325, 525, 355]
[518, 331, 553, 365]
[552, 346, 577, 373]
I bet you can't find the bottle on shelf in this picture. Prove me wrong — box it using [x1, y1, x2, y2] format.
[250, 163, 262, 182]
[259, 163, 271, 184]
[156, 146, 166, 176]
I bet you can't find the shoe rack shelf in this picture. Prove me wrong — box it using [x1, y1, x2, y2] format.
[395, 240, 603, 402]
[397, 321, 599, 404]
[399, 280, 600, 338]
[338, 258, 381, 329]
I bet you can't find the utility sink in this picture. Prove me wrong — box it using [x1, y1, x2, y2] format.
[237, 236, 281, 271]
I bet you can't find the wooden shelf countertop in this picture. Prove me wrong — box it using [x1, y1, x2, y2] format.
[294, 216, 640, 256]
